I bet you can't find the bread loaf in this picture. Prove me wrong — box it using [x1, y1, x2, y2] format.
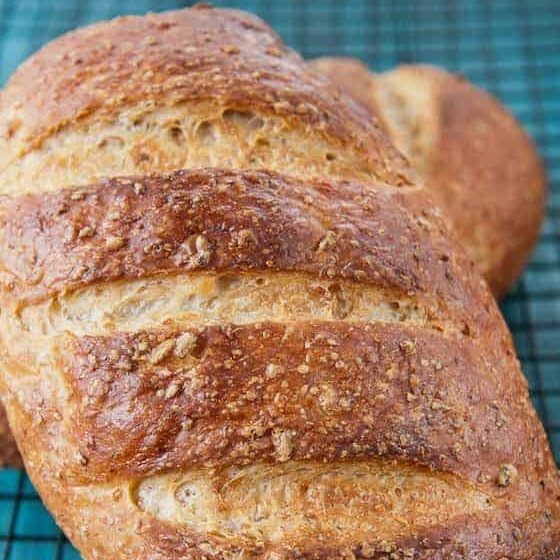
[310, 58, 546, 298]
[0, 0, 409, 470]
[0, 7, 558, 559]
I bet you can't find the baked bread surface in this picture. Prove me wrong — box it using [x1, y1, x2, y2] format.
[0, 9, 411, 194]
[0, 6, 558, 559]
[310, 57, 546, 298]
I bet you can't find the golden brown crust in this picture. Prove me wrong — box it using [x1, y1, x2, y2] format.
[0, 5, 409, 477]
[0, 6, 412, 189]
[419, 65, 546, 297]
[63, 321, 539, 484]
[136, 512, 560, 560]
[0, 8, 557, 560]
[1, 169, 558, 559]
[310, 58, 546, 297]
[10, 400, 560, 560]
[0, 168, 483, 331]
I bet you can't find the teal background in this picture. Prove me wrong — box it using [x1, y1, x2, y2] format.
[0, 0, 559, 557]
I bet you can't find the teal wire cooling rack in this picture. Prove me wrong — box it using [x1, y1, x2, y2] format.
[0, 0, 559, 558]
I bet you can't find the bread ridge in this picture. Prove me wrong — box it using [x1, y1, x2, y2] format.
[0, 7, 413, 195]
[0, 7, 558, 560]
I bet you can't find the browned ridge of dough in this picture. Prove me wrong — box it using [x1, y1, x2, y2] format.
[0, 6, 413, 194]
[62, 320, 537, 484]
[0, 7, 558, 560]
[310, 57, 546, 298]
[0, 169, 482, 331]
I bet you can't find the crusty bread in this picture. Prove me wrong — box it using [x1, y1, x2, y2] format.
[0, 6, 558, 559]
[310, 57, 546, 298]
[0, 14, 411, 195]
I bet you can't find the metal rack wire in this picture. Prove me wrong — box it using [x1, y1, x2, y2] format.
[0, 0, 559, 557]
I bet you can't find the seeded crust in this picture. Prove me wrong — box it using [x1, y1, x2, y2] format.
[0, 169, 480, 326]
[0, 4, 414, 469]
[1, 169, 558, 559]
[61, 321, 537, 484]
[0, 5, 413, 194]
[0, 7, 558, 560]
[310, 58, 546, 298]
[0, 172, 532, 483]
